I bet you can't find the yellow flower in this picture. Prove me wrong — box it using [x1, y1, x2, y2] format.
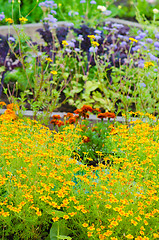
[82, 223, 88, 227]
[51, 70, 57, 75]
[0, 102, 6, 107]
[87, 35, 95, 39]
[126, 234, 134, 239]
[5, 18, 14, 24]
[62, 40, 68, 46]
[46, 57, 53, 62]
[58, 3, 62, 7]
[144, 62, 154, 68]
[52, 216, 59, 222]
[129, 37, 138, 43]
[19, 17, 28, 23]
[92, 41, 100, 47]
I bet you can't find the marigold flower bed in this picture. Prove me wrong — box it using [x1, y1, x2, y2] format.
[0, 114, 159, 239]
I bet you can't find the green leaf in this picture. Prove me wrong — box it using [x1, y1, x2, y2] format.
[57, 235, 72, 240]
[50, 219, 69, 240]
[85, 80, 100, 93]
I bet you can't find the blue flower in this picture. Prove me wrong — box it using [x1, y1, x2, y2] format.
[132, 45, 140, 51]
[140, 83, 146, 87]
[154, 42, 159, 48]
[146, 38, 153, 44]
[148, 53, 158, 62]
[120, 41, 127, 47]
[50, 10, 57, 14]
[89, 46, 98, 53]
[138, 59, 145, 68]
[78, 35, 84, 41]
[103, 10, 112, 16]
[94, 30, 101, 35]
[90, 0, 96, 4]
[0, 12, 5, 21]
[155, 33, 159, 39]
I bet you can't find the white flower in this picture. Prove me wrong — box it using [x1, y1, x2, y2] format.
[153, 8, 159, 14]
[97, 5, 106, 12]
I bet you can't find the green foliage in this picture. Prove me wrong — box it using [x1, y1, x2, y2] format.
[76, 120, 115, 166]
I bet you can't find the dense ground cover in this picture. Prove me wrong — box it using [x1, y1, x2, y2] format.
[0, 106, 159, 239]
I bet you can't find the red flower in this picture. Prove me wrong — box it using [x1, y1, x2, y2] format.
[83, 136, 90, 143]
[97, 113, 107, 119]
[81, 105, 93, 113]
[64, 113, 74, 118]
[56, 120, 64, 127]
[68, 117, 76, 124]
[74, 109, 82, 114]
[51, 114, 61, 120]
[105, 112, 116, 119]
[97, 112, 116, 119]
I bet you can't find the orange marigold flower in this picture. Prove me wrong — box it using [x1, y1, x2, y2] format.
[81, 105, 93, 112]
[64, 113, 74, 118]
[97, 113, 107, 119]
[104, 112, 116, 118]
[0, 102, 6, 106]
[82, 223, 88, 227]
[74, 109, 82, 114]
[7, 103, 19, 111]
[87, 232, 93, 237]
[52, 216, 59, 222]
[56, 120, 64, 127]
[51, 114, 61, 120]
[68, 117, 76, 124]
[125, 234, 134, 239]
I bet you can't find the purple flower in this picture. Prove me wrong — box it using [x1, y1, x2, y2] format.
[94, 30, 101, 35]
[154, 68, 158, 72]
[0, 12, 5, 21]
[138, 41, 147, 49]
[75, 48, 80, 52]
[120, 41, 127, 47]
[50, 10, 57, 14]
[140, 83, 146, 87]
[155, 33, 159, 39]
[65, 22, 74, 27]
[139, 32, 147, 39]
[65, 48, 72, 53]
[103, 10, 112, 16]
[68, 11, 72, 16]
[154, 42, 159, 48]
[146, 38, 153, 44]
[89, 46, 98, 53]
[80, 0, 86, 3]
[78, 35, 84, 41]
[132, 45, 141, 51]
[148, 53, 158, 62]
[8, 37, 15, 42]
[67, 41, 75, 48]
[112, 23, 123, 28]
[44, 14, 57, 23]
[95, 35, 101, 40]
[135, 36, 141, 40]
[138, 59, 145, 68]
[103, 26, 110, 31]
[90, 0, 96, 4]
